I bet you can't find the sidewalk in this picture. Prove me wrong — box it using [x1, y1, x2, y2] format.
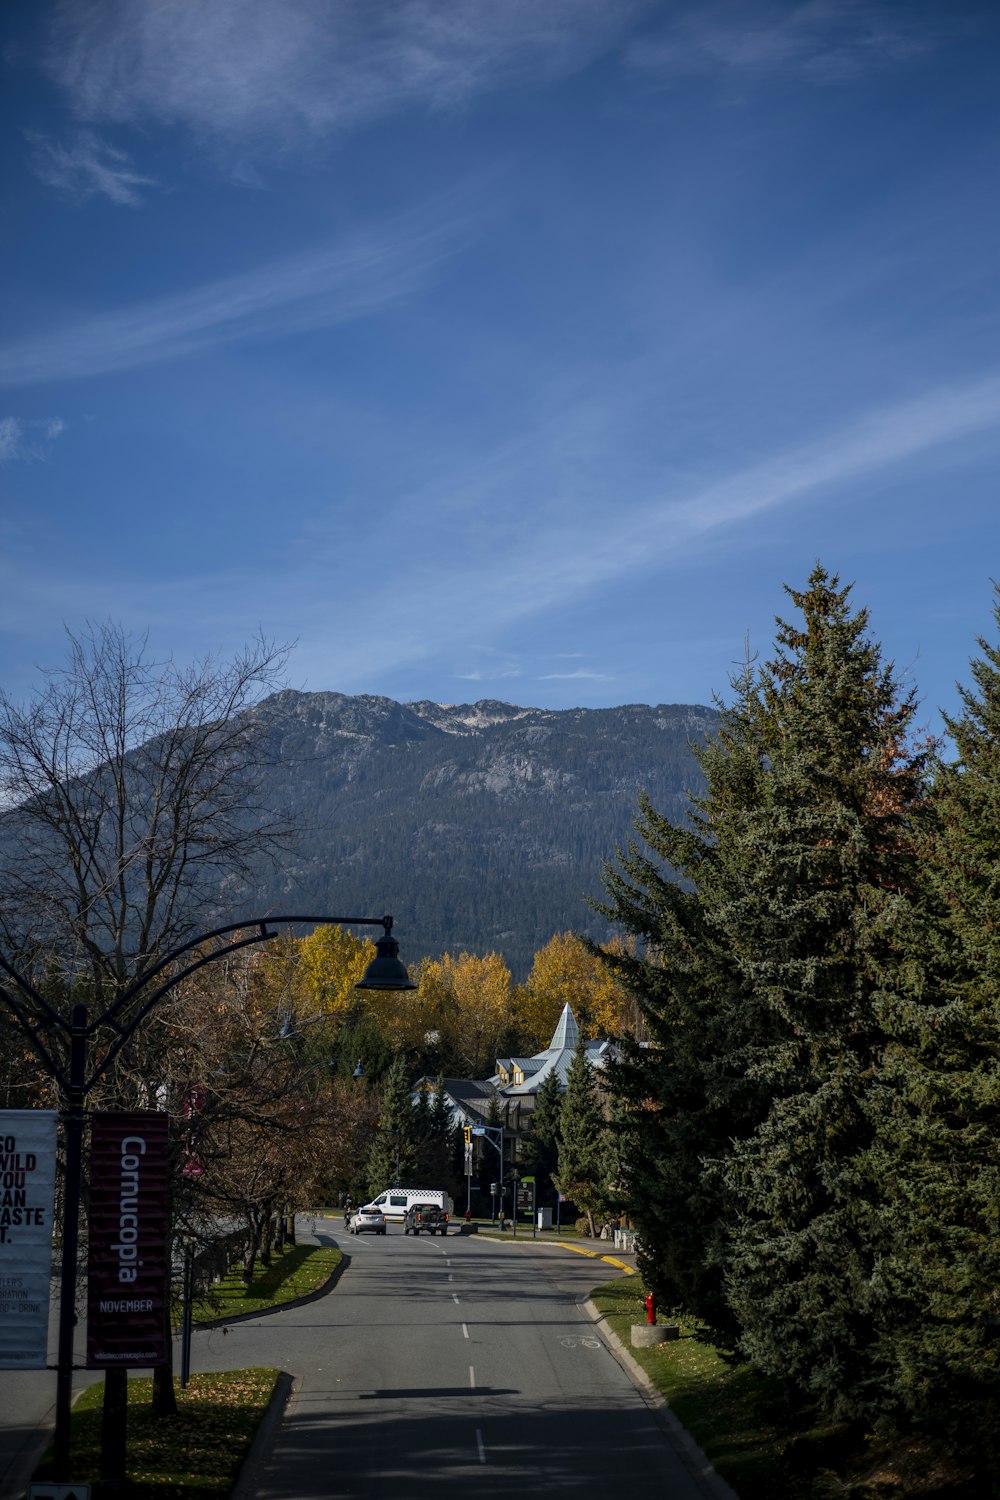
[470, 1222, 638, 1277]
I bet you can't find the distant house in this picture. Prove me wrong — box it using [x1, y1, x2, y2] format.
[413, 1003, 613, 1138]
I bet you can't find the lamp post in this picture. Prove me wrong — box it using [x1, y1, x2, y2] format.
[0, 912, 415, 1481]
[471, 1124, 505, 1224]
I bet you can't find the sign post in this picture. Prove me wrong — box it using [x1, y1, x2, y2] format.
[521, 1175, 536, 1238]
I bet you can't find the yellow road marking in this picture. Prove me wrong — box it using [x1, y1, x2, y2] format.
[553, 1242, 635, 1275]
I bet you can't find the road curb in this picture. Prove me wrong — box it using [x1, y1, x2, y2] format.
[474, 1231, 636, 1277]
[191, 1248, 349, 1331]
[584, 1298, 741, 1500]
[229, 1370, 294, 1500]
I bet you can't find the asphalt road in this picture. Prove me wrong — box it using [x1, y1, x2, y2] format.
[0, 1223, 727, 1500]
[193, 1222, 721, 1499]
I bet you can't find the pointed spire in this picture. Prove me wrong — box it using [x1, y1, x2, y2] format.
[549, 1002, 579, 1053]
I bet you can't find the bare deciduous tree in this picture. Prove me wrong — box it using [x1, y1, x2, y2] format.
[0, 623, 295, 1426]
[0, 621, 293, 1002]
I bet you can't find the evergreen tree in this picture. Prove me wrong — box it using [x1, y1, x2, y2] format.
[519, 1068, 563, 1205]
[411, 1081, 460, 1193]
[863, 590, 1000, 1463]
[594, 657, 771, 1338]
[555, 1041, 609, 1234]
[714, 568, 928, 1418]
[473, 1091, 504, 1212]
[365, 1052, 416, 1198]
[598, 566, 936, 1410]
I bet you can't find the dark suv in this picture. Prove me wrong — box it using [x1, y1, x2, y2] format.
[402, 1202, 448, 1236]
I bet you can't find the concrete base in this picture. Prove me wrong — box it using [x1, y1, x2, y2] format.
[631, 1323, 679, 1348]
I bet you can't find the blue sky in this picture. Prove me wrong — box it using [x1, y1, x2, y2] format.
[1, 1, 998, 736]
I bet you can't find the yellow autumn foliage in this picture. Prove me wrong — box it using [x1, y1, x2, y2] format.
[418, 951, 513, 1078]
[515, 931, 638, 1049]
[296, 925, 377, 1018]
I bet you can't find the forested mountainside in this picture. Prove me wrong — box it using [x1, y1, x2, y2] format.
[232, 691, 717, 976]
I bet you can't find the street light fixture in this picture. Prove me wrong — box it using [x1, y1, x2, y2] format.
[0, 911, 415, 1480]
[354, 920, 417, 992]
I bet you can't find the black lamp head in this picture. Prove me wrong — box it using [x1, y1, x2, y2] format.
[355, 920, 417, 992]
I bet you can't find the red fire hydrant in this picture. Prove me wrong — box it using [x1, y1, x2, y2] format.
[464, 1206, 471, 1224]
[645, 1292, 656, 1326]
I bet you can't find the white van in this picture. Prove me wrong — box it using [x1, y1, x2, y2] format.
[368, 1187, 453, 1224]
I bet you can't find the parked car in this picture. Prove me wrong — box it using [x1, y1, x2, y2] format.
[351, 1204, 386, 1235]
[402, 1202, 449, 1236]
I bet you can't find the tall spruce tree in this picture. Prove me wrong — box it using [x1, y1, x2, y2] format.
[365, 1052, 416, 1198]
[714, 569, 927, 1418]
[862, 591, 1000, 1464]
[555, 1041, 609, 1234]
[595, 656, 773, 1337]
[411, 1081, 460, 1192]
[519, 1068, 563, 1205]
[599, 566, 931, 1409]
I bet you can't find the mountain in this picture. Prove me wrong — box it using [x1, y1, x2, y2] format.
[231, 691, 718, 977]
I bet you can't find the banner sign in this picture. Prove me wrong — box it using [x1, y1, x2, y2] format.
[86, 1111, 169, 1369]
[0, 1110, 58, 1369]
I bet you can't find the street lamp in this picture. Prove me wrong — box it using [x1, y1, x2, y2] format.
[0, 912, 415, 1481]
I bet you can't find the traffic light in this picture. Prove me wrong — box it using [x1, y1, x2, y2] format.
[462, 1126, 471, 1145]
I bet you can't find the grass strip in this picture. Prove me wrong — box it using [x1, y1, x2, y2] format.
[188, 1241, 342, 1324]
[589, 1277, 980, 1499]
[591, 1277, 791, 1496]
[33, 1370, 280, 1499]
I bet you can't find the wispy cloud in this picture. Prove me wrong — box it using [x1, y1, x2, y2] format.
[32, 2, 938, 200]
[630, 1, 936, 84]
[2, 371, 993, 706]
[453, 650, 522, 682]
[0, 416, 66, 462]
[517, 372, 1000, 604]
[26, 128, 155, 205]
[0, 197, 477, 388]
[539, 668, 611, 681]
[44, 0, 643, 158]
[290, 369, 1000, 683]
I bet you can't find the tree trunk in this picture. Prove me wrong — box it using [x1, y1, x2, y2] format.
[151, 1227, 178, 1414]
[242, 1216, 260, 1283]
[151, 1353, 177, 1415]
[100, 1368, 129, 1491]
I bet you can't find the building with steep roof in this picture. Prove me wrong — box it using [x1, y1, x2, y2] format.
[413, 1003, 613, 1138]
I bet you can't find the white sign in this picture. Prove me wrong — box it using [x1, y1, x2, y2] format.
[0, 1110, 58, 1369]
